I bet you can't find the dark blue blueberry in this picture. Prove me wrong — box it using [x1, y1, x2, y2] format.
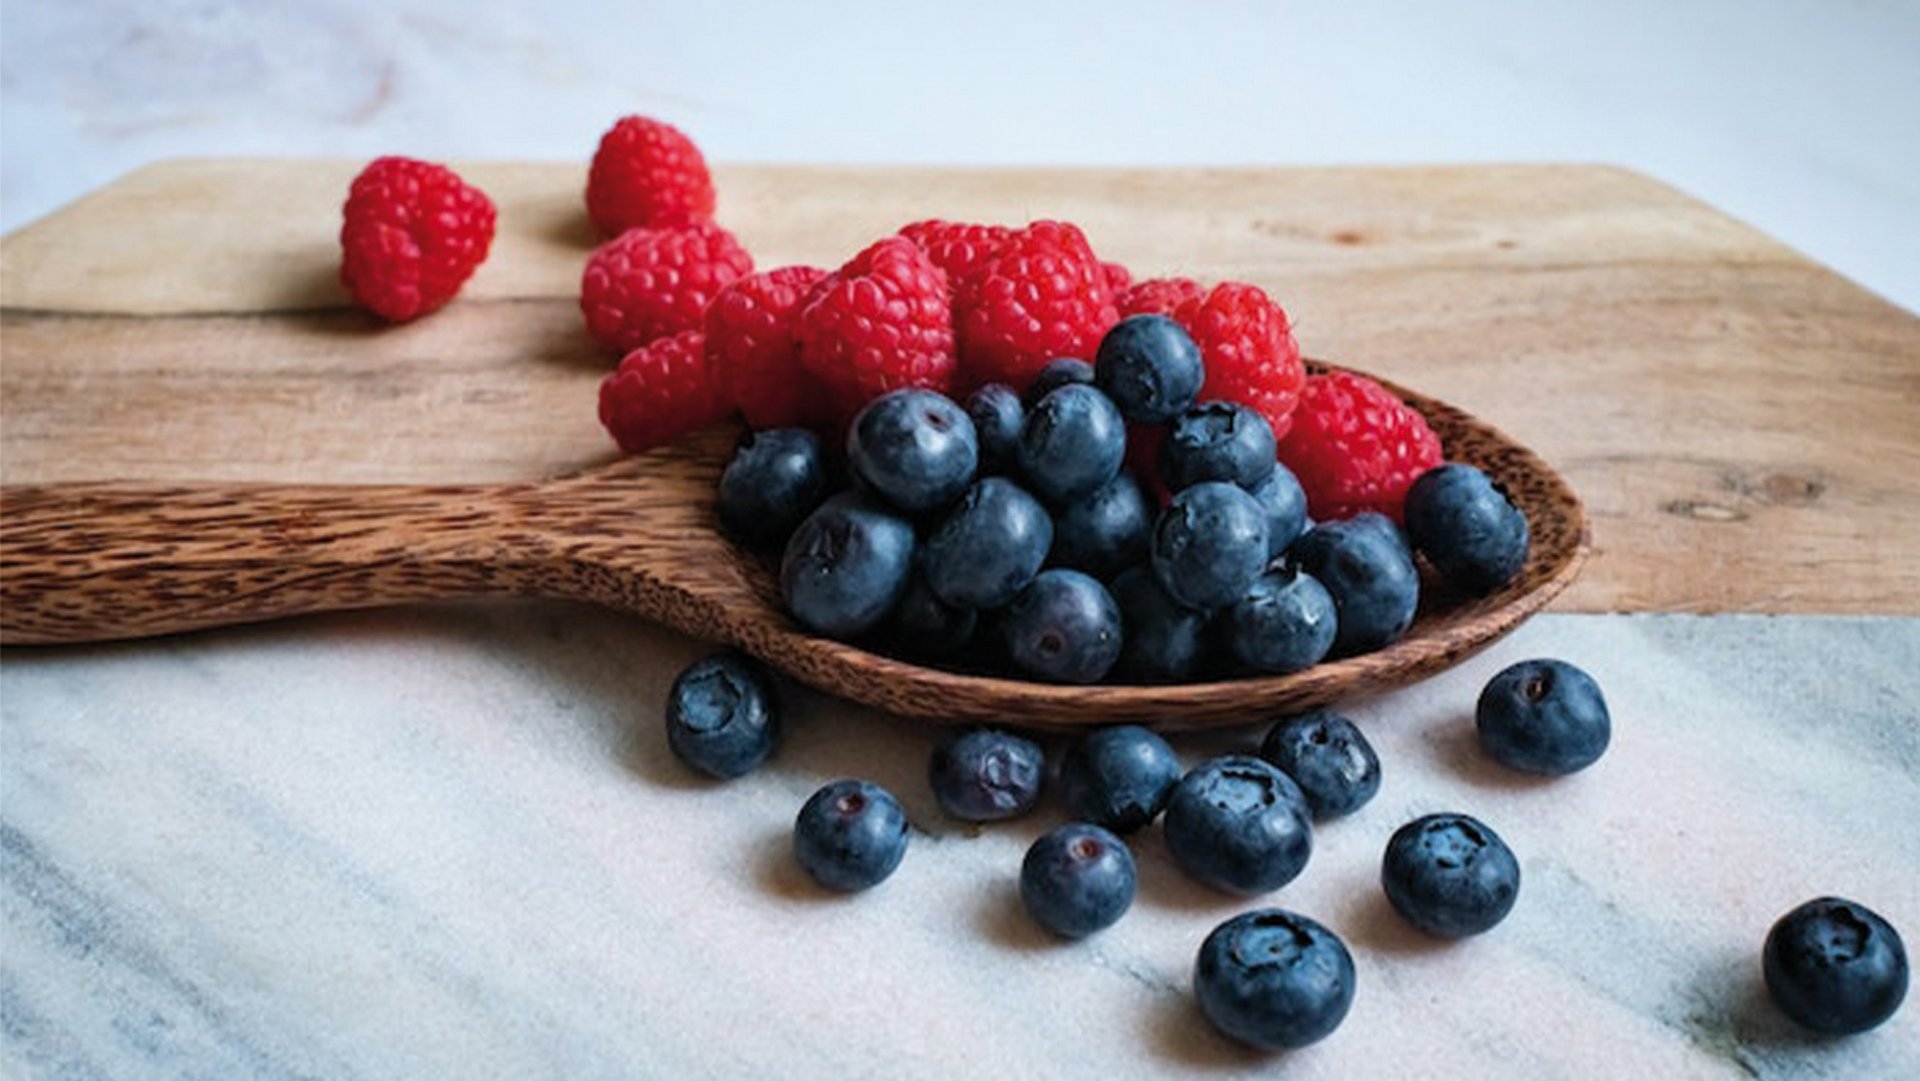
[1093, 314, 1204, 424]
[1764, 897, 1908, 1035]
[1476, 659, 1610, 775]
[1251, 463, 1310, 558]
[1022, 357, 1097, 408]
[1162, 755, 1313, 895]
[792, 779, 910, 892]
[1000, 569, 1124, 684]
[886, 570, 978, 661]
[1160, 401, 1276, 492]
[665, 651, 781, 779]
[716, 428, 830, 548]
[1381, 813, 1520, 937]
[1058, 725, 1182, 833]
[965, 383, 1024, 475]
[1109, 565, 1211, 683]
[1020, 822, 1137, 938]
[846, 389, 979, 513]
[922, 477, 1053, 609]
[1195, 909, 1356, 1050]
[1017, 384, 1126, 504]
[1050, 471, 1151, 580]
[780, 493, 915, 638]
[1222, 564, 1337, 675]
[1288, 513, 1419, 656]
[1405, 463, 1530, 595]
[928, 727, 1046, 821]
[1258, 711, 1380, 820]
[1151, 482, 1271, 611]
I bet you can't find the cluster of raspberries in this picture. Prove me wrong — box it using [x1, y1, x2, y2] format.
[334, 116, 1441, 521]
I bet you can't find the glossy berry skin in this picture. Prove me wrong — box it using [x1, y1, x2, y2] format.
[1017, 384, 1127, 504]
[1093, 314, 1204, 424]
[952, 220, 1119, 393]
[1278, 369, 1442, 522]
[1160, 401, 1277, 493]
[1023, 358, 1096, 408]
[1251, 464, 1311, 558]
[665, 651, 781, 779]
[1050, 472, 1151, 580]
[887, 571, 978, 660]
[966, 383, 1025, 475]
[1382, 813, 1521, 937]
[585, 115, 715, 236]
[780, 494, 915, 638]
[598, 330, 730, 455]
[1764, 897, 1909, 1035]
[1289, 513, 1419, 656]
[339, 157, 495, 322]
[1195, 909, 1356, 1050]
[1405, 464, 1530, 595]
[847, 389, 980, 514]
[1476, 659, 1611, 775]
[1021, 823, 1137, 938]
[1000, 569, 1124, 684]
[793, 780, 910, 892]
[1222, 565, 1338, 675]
[1058, 725, 1182, 833]
[923, 478, 1053, 610]
[716, 428, 830, 548]
[1108, 565, 1211, 683]
[705, 265, 832, 431]
[928, 728, 1046, 822]
[796, 237, 957, 415]
[1259, 711, 1380, 819]
[1163, 756, 1313, 895]
[580, 222, 753, 356]
[1151, 482, 1271, 611]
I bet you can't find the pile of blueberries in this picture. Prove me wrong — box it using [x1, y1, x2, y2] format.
[716, 314, 1532, 684]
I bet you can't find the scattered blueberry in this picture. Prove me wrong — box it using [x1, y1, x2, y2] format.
[717, 428, 831, 548]
[1476, 659, 1611, 775]
[886, 570, 979, 661]
[1021, 823, 1138, 938]
[1288, 513, 1419, 656]
[928, 727, 1046, 822]
[966, 383, 1025, 476]
[1250, 463, 1310, 557]
[1108, 565, 1211, 683]
[923, 477, 1054, 609]
[1151, 481, 1271, 610]
[1222, 563, 1338, 675]
[1023, 357, 1097, 408]
[1160, 401, 1276, 492]
[1017, 384, 1127, 504]
[793, 779, 910, 892]
[1058, 725, 1182, 833]
[1404, 463, 1530, 595]
[1000, 569, 1125, 684]
[1050, 471, 1152, 579]
[664, 651, 781, 779]
[1093, 314, 1204, 424]
[1764, 897, 1909, 1035]
[1194, 909, 1356, 1050]
[1258, 711, 1380, 819]
[846, 388, 979, 513]
[780, 493, 915, 638]
[1381, 813, 1520, 937]
[1163, 755, 1313, 895]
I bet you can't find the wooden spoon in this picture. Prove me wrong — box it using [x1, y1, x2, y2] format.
[0, 364, 1588, 730]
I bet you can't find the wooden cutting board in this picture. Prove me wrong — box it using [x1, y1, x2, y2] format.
[3, 160, 1916, 614]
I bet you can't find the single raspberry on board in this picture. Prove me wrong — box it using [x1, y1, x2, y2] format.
[599, 330, 731, 453]
[580, 222, 754, 356]
[1174, 281, 1306, 441]
[706, 265, 833, 430]
[795, 237, 956, 418]
[898, 220, 1013, 289]
[339, 156, 496, 322]
[952, 220, 1118, 392]
[1279, 370, 1443, 523]
[1101, 261, 1134, 296]
[585, 116, 716, 236]
[1117, 277, 1204, 318]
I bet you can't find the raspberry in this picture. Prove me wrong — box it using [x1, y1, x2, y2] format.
[705, 265, 832, 430]
[585, 116, 716, 236]
[1118, 277, 1204, 318]
[1173, 282, 1306, 440]
[338, 156, 495, 322]
[580, 222, 754, 356]
[952, 220, 1119, 392]
[898, 220, 1013, 288]
[598, 330, 731, 454]
[796, 237, 956, 418]
[1278, 370, 1443, 523]
[1101, 261, 1134, 295]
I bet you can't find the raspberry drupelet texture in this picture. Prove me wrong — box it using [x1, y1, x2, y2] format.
[796, 237, 957, 418]
[706, 265, 832, 430]
[1118, 277, 1204, 319]
[339, 156, 496, 322]
[1101, 261, 1134, 296]
[580, 221, 754, 356]
[598, 330, 731, 454]
[953, 220, 1119, 393]
[585, 116, 716, 236]
[1279, 370, 1443, 522]
[1175, 281, 1306, 441]
[897, 220, 1013, 290]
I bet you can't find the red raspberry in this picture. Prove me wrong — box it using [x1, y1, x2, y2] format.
[952, 220, 1118, 392]
[580, 222, 753, 356]
[1174, 281, 1306, 440]
[705, 265, 832, 430]
[898, 220, 1013, 289]
[585, 116, 716, 236]
[796, 237, 956, 417]
[1278, 370, 1443, 523]
[598, 330, 731, 454]
[1101, 261, 1134, 295]
[339, 157, 495, 322]
[1117, 277, 1204, 318]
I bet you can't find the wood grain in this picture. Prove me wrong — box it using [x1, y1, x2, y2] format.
[3, 159, 1918, 613]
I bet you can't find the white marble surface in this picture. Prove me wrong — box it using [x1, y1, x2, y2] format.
[3, 608, 1916, 1078]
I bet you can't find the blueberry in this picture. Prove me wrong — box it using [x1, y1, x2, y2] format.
[780, 493, 915, 638]
[792, 779, 910, 892]
[928, 727, 1046, 821]
[1381, 813, 1520, 937]
[1151, 482, 1271, 611]
[1250, 463, 1310, 557]
[1058, 725, 1182, 833]
[1288, 513, 1419, 656]
[1163, 755, 1313, 895]
[965, 383, 1024, 475]
[717, 428, 831, 548]
[1022, 357, 1097, 408]
[1764, 897, 1908, 1035]
[1258, 711, 1380, 819]
[1109, 565, 1211, 683]
[1160, 401, 1276, 492]
[1050, 471, 1151, 579]
[1476, 659, 1610, 775]
[1194, 909, 1356, 1050]
[920, 477, 1052, 611]
[1222, 564, 1338, 675]
[1020, 823, 1138, 938]
[1093, 314, 1204, 424]
[1000, 569, 1124, 684]
[886, 570, 978, 661]
[847, 389, 979, 513]
[1404, 463, 1530, 595]
[1017, 384, 1126, 504]
[664, 651, 781, 779]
